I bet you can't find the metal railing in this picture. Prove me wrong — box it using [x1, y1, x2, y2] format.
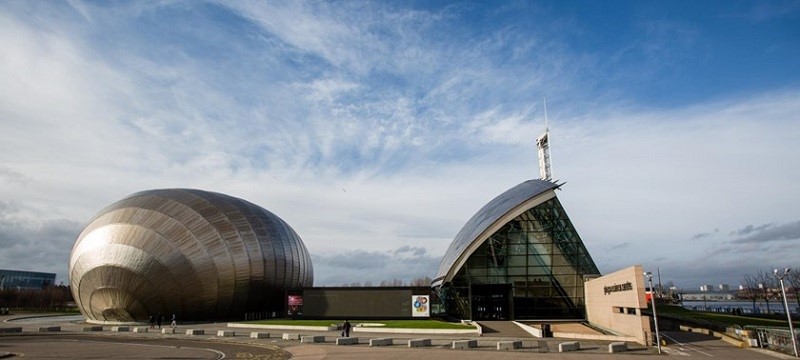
[746, 326, 799, 356]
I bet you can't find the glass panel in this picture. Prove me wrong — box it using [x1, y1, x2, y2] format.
[443, 196, 600, 320]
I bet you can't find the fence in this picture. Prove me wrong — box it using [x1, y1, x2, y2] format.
[746, 326, 799, 356]
[243, 311, 280, 321]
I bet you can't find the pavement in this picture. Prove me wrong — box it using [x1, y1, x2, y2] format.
[0, 313, 792, 359]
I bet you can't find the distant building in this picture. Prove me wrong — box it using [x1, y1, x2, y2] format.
[0, 269, 56, 290]
[700, 285, 714, 292]
[718, 284, 730, 292]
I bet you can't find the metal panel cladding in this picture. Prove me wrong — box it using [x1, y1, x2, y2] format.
[69, 189, 314, 322]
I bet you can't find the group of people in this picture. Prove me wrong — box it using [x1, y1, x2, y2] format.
[148, 313, 177, 329]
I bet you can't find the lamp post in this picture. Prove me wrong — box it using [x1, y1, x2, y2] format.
[645, 271, 662, 354]
[774, 268, 798, 357]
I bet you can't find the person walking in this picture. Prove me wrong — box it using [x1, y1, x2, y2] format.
[342, 320, 352, 337]
[156, 313, 163, 329]
[149, 315, 155, 329]
[170, 313, 177, 329]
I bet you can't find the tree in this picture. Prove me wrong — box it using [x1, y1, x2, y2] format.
[408, 276, 432, 287]
[786, 267, 800, 311]
[740, 273, 761, 313]
[756, 269, 778, 314]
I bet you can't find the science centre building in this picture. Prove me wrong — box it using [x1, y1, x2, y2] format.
[69, 189, 313, 323]
[431, 178, 601, 320]
[68, 127, 649, 342]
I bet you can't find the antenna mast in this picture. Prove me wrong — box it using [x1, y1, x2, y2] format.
[536, 95, 553, 181]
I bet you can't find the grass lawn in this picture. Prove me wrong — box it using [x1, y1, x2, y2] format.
[657, 305, 800, 328]
[246, 319, 474, 329]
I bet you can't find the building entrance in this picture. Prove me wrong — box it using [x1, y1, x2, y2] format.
[471, 284, 511, 320]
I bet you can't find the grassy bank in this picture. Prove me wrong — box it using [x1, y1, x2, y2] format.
[246, 319, 474, 329]
[656, 305, 800, 328]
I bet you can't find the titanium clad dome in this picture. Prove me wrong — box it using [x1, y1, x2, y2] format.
[69, 189, 313, 323]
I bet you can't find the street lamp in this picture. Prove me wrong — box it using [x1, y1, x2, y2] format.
[645, 271, 662, 354]
[774, 268, 798, 357]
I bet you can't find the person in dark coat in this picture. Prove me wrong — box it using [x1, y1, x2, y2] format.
[149, 315, 155, 329]
[156, 313, 163, 329]
[342, 320, 352, 337]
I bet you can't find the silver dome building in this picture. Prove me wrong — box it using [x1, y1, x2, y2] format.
[69, 189, 313, 323]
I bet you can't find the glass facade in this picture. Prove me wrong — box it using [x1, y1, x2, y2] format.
[437, 197, 600, 320]
[0, 269, 56, 290]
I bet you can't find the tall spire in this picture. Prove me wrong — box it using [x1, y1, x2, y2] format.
[536, 95, 553, 181]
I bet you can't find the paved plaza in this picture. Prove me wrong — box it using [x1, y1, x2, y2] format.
[0, 314, 792, 359]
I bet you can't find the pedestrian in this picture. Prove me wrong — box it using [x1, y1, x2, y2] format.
[170, 313, 177, 329]
[157, 313, 163, 329]
[342, 320, 352, 337]
[149, 315, 155, 329]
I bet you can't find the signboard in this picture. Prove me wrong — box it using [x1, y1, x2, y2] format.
[411, 295, 429, 317]
[287, 295, 303, 316]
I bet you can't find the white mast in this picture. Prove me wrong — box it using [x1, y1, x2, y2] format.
[536, 95, 553, 181]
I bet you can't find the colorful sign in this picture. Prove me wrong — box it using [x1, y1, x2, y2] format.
[288, 295, 303, 306]
[287, 295, 303, 316]
[411, 295, 430, 317]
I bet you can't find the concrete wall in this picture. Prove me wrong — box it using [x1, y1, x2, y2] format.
[301, 287, 430, 319]
[584, 265, 650, 344]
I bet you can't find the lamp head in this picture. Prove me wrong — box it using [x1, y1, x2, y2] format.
[775, 269, 780, 275]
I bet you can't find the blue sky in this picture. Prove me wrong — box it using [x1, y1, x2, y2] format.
[0, 0, 798, 289]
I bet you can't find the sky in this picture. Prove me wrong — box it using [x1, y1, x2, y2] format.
[0, 0, 798, 290]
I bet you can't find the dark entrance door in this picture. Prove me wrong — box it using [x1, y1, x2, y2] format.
[471, 284, 511, 320]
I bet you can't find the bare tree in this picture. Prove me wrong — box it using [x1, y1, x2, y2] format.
[756, 269, 778, 314]
[408, 276, 432, 287]
[740, 273, 761, 313]
[378, 278, 404, 286]
[787, 267, 800, 311]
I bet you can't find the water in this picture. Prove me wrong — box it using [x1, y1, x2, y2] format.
[681, 300, 800, 315]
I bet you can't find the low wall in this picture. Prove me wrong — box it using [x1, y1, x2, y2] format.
[228, 323, 337, 331]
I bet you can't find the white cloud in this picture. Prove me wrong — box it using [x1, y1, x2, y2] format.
[0, 2, 797, 289]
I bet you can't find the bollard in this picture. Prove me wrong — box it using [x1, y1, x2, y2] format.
[452, 339, 478, 349]
[408, 338, 431, 347]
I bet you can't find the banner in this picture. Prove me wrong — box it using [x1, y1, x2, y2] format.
[287, 295, 303, 316]
[411, 295, 430, 317]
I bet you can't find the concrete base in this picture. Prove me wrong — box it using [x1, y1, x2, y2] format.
[452, 339, 477, 349]
[408, 339, 431, 347]
[301, 335, 325, 343]
[282, 333, 300, 340]
[82, 326, 103, 332]
[608, 342, 628, 353]
[217, 330, 235, 337]
[133, 327, 148, 333]
[336, 337, 358, 345]
[186, 329, 204, 335]
[161, 328, 175, 334]
[370, 338, 393, 346]
[38, 326, 61, 332]
[558, 341, 580, 352]
[497, 340, 522, 350]
[111, 326, 129, 332]
[250, 332, 270, 339]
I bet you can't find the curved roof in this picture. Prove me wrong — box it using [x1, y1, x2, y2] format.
[433, 179, 560, 287]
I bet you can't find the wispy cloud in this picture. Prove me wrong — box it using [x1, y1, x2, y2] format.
[0, 1, 798, 288]
[732, 221, 800, 244]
